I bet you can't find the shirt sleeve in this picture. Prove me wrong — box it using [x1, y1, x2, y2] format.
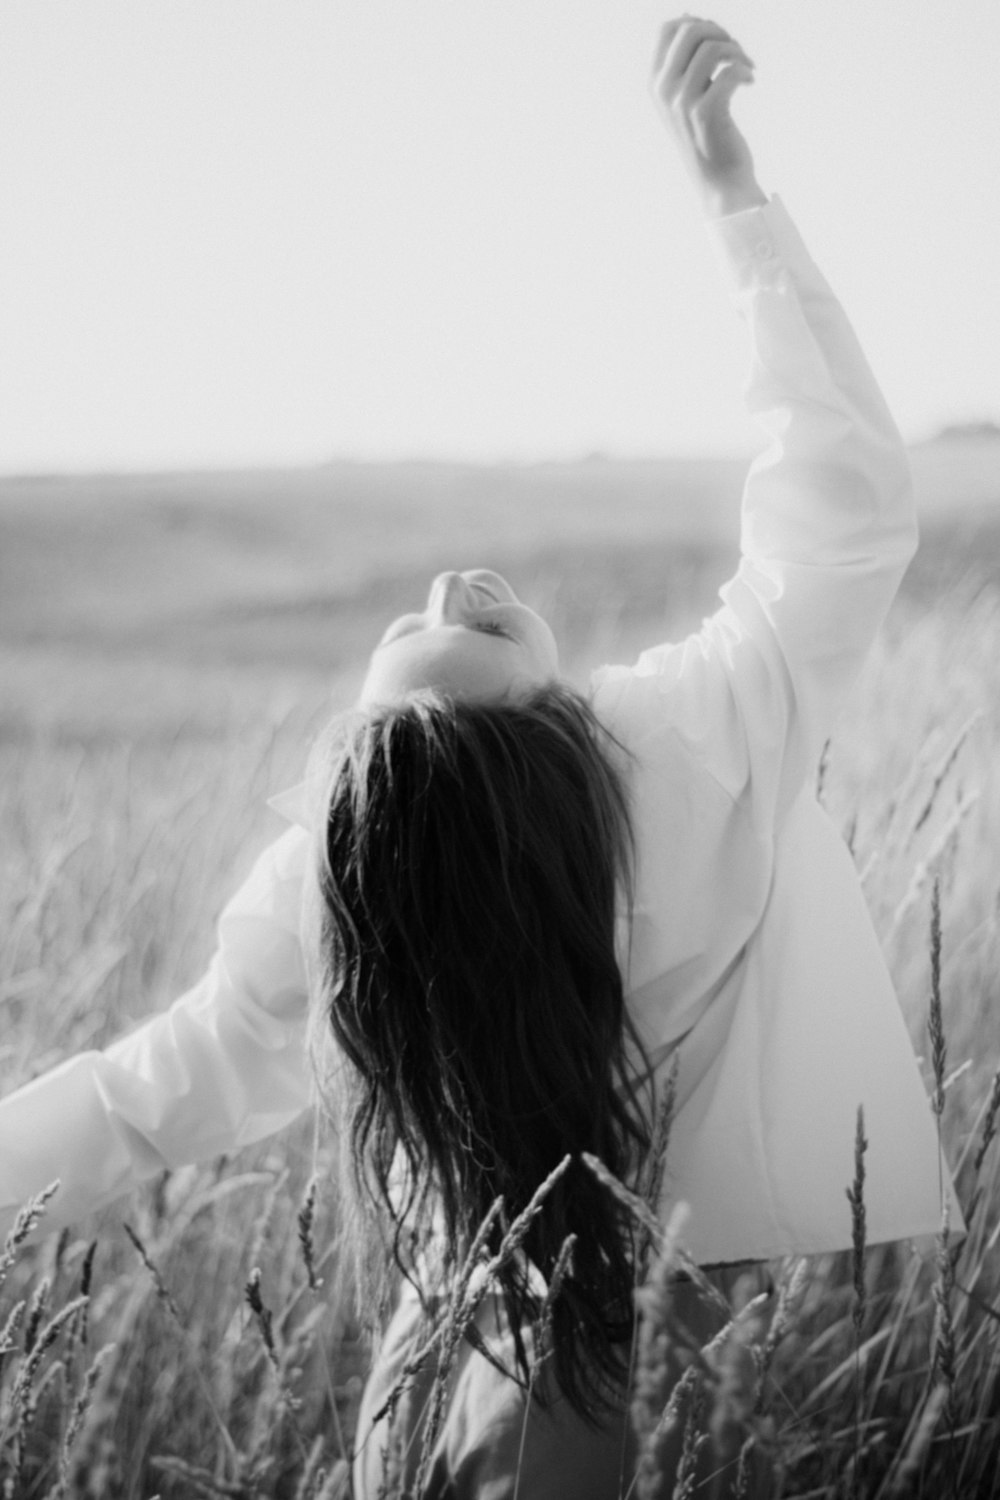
[592, 196, 917, 831]
[0, 824, 314, 1241]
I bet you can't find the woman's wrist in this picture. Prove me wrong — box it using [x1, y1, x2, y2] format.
[698, 172, 768, 221]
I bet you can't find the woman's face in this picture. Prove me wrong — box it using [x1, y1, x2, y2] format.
[359, 570, 559, 705]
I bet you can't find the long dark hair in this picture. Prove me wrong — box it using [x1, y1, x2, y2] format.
[308, 680, 651, 1419]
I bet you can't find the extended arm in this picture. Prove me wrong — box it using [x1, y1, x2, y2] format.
[0, 824, 313, 1240]
[618, 18, 916, 823]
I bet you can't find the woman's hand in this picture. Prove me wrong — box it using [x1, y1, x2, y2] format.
[652, 16, 767, 219]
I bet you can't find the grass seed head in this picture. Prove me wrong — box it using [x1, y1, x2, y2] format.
[933, 1206, 958, 1430]
[244, 1266, 277, 1363]
[0, 1182, 61, 1292]
[123, 1223, 185, 1326]
[631, 1200, 693, 1492]
[671, 1373, 710, 1500]
[297, 1176, 322, 1293]
[928, 879, 948, 1118]
[24, 1275, 51, 1354]
[531, 1231, 576, 1369]
[846, 1105, 868, 1339]
[0, 1299, 26, 1367]
[973, 1065, 1000, 1174]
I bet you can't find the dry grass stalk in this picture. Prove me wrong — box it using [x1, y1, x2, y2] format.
[889, 791, 978, 937]
[452, 1195, 506, 1325]
[732, 1434, 755, 1500]
[247, 1168, 290, 1272]
[4, 1295, 87, 1490]
[0, 1303, 25, 1384]
[6, 1296, 86, 1410]
[972, 1065, 1000, 1174]
[312, 1457, 351, 1499]
[585, 1150, 731, 1325]
[630, 1202, 692, 1500]
[151, 1454, 252, 1498]
[908, 712, 981, 843]
[411, 1322, 473, 1491]
[363, 1201, 508, 1442]
[62, 1239, 97, 1387]
[243, 1264, 312, 1467]
[290, 1429, 330, 1500]
[700, 1286, 771, 1496]
[845, 1105, 868, 1500]
[292, 1183, 349, 1468]
[582, 1152, 661, 1244]
[413, 1159, 571, 1495]
[846, 1108, 868, 1343]
[479, 1156, 573, 1283]
[364, 1325, 442, 1435]
[297, 1177, 322, 1294]
[932, 1206, 959, 1441]
[374, 1381, 411, 1500]
[755, 1258, 807, 1413]
[702, 1287, 771, 1374]
[637, 1059, 679, 1277]
[47, 1342, 116, 1500]
[124, 1223, 184, 1324]
[0, 1184, 60, 1295]
[244, 1267, 279, 1371]
[670, 1372, 709, 1500]
[23, 1276, 51, 1357]
[928, 879, 948, 1121]
[883, 1384, 950, 1498]
[511, 1233, 577, 1500]
[124, 1221, 241, 1467]
[531, 1232, 576, 1371]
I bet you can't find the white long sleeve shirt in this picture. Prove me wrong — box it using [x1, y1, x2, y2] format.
[0, 198, 960, 1263]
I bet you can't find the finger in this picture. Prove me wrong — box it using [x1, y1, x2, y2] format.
[652, 17, 689, 75]
[677, 39, 754, 107]
[656, 17, 732, 91]
[652, 14, 722, 74]
[694, 59, 755, 120]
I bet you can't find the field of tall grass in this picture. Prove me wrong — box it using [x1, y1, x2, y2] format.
[1, 453, 1000, 1497]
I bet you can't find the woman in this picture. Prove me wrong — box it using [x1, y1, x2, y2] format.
[0, 17, 961, 1496]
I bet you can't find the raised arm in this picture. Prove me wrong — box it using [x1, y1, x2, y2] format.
[651, 15, 765, 219]
[596, 19, 916, 824]
[0, 824, 313, 1240]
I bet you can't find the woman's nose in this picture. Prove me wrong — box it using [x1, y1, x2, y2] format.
[429, 572, 476, 624]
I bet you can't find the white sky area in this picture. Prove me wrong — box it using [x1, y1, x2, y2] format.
[1, 1, 998, 472]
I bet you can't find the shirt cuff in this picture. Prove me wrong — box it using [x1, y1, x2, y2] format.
[706, 195, 815, 298]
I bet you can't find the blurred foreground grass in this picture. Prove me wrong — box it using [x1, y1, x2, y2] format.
[1, 452, 1000, 1495]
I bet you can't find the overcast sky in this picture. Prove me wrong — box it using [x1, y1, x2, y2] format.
[1, 1, 998, 473]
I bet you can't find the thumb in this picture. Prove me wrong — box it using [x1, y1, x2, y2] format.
[689, 60, 755, 163]
[701, 58, 755, 113]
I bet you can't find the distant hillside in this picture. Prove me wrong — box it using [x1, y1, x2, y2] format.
[0, 456, 746, 650]
[928, 420, 1000, 443]
[2, 446, 998, 741]
[1, 443, 996, 649]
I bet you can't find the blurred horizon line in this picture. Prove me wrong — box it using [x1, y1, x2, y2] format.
[2, 419, 998, 487]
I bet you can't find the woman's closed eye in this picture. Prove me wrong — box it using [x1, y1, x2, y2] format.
[377, 615, 423, 648]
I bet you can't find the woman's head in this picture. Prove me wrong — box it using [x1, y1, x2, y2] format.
[359, 569, 559, 706]
[308, 680, 651, 1418]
